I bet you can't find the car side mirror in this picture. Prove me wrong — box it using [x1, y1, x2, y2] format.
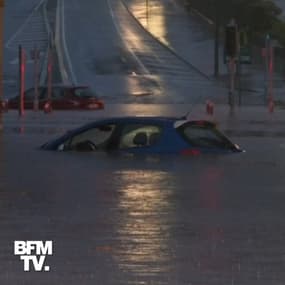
[57, 144, 65, 151]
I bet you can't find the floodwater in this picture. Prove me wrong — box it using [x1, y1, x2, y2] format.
[1, 109, 285, 285]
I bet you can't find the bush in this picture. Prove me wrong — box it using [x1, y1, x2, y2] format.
[184, 0, 282, 37]
[271, 19, 285, 46]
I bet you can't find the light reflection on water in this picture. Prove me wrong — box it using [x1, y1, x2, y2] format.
[1, 128, 285, 284]
[113, 170, 174, 275]
[128, 0, 169, 46]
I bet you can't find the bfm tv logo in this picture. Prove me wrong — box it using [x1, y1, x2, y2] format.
[14, 241, 53, 272]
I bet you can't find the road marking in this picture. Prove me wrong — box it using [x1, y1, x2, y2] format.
[5, 0, 47, 50]
[191, 8, 214, 25]
[55, 0, 77, 85]
[107, 0, 150, 75]
[55, 0, 68, 83]
[62, 0, 77, 84]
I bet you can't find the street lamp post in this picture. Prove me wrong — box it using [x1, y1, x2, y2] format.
[264, 34, 271, 104]
[225, 18, 238, 109]
[214, 0, 220, 77]
[0, 0, 3, 130]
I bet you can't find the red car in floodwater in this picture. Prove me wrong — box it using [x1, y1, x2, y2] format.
[6, 85, 104, 110]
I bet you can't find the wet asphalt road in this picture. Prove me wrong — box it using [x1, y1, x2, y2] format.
[64, 0, 228, 104]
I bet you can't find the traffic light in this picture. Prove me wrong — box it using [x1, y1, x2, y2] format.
[225, 25, 238, 58]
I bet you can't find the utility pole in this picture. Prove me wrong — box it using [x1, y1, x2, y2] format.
[214, 0, 220, 77]
[228, 57, 235, 107]
[269, 42, 274, 103]
[225, 19, 238, 109]
[19, 45, 26, 117]
[264, 34, 271, 104]
[0, 0, 4, 131]
[32, 45, 40, 111]
[0, 0, 3, 101]
[47, 48, 52, 103]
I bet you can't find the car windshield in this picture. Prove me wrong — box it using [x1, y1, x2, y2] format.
[178, 124, 235, 150]
[68, 124, 116, 150]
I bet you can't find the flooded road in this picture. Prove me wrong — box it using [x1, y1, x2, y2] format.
[1, 107, 285, 284]
[2, 0, 285, 282]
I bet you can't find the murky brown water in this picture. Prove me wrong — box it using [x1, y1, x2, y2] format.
[1, 109, 285, 285]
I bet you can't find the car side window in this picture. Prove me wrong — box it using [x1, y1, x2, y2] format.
[39, 87, 63, 100]
[119, 124, 162, 149]
[22, 87, 45, 101]
[68, 124, 116, 151]
[180, 125, 232, 149]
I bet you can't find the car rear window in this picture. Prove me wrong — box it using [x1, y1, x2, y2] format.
[119, 124, 162, 149]
[24, 87, 45, 100]
[178, 124, 234, 149]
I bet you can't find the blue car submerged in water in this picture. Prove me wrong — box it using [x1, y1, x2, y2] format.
[41, 116, 242, 154]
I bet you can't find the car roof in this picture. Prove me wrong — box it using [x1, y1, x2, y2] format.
[28, 85, 89, 89]
[67, 116, 217, 138]
[95, 116, 182, 123]
[88, 116, 215, 126]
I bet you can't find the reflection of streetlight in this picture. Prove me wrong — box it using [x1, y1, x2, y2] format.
[114, 170, 173, 275]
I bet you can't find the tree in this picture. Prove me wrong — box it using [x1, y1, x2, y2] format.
[232, 0, 281, 32]
[185, 0, 281, 35]
[184, 0, 282, 76]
